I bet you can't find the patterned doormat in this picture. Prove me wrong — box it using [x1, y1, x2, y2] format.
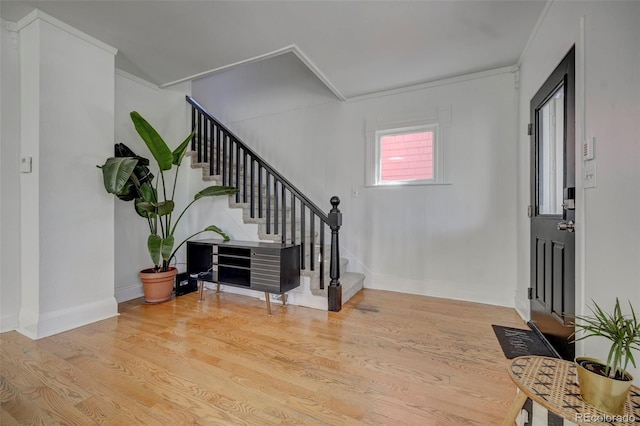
[492, 325, 558, 359]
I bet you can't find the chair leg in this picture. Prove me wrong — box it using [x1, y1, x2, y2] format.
[501, 391, 527, 426]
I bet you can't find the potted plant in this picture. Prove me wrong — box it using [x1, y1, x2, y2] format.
[99, 111, 237, 303]
[571, 298, 640, 414]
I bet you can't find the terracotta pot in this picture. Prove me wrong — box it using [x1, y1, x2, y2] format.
[139, 267, 177, 303]
[576, 356, 633, 415]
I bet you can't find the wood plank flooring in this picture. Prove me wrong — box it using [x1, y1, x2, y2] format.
[0, 289, 526, 425]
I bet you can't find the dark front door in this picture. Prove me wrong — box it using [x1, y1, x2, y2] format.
[530, 46, 576, 361]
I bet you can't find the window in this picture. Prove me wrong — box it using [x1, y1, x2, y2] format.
[376, 126, 436, 184]
[365, 109, 449, 187]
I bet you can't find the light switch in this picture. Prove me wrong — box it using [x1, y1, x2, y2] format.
[584, 160, 596, 189]
[20, 156, 32, 173]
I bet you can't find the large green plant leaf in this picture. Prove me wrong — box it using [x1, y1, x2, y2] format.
[99, 157, 138, 195]
[130, 111, 173, 171]
[115, 143, 150, 166]
[194, 186, 239, 200]
[172, 131, 196, 166]
[134, 183, 157, 218]
[156, 201, 175, 216]
[161, 235, 174, 261]
[204, 225, 231, 241]
[137, 200, 175, 217]
[148, 234, 162, 266]
[147, 234, 175, 269]
[112, 144, 155, 202]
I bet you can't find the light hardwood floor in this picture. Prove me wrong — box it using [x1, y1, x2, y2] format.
[1, 289, 526, 425]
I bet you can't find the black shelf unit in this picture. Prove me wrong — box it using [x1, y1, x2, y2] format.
[187, 239, 301, 295]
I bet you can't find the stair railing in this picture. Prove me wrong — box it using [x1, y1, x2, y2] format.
[186, 96, 343, 311]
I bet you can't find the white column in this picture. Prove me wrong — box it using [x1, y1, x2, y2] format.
[18, 10, 118, 338]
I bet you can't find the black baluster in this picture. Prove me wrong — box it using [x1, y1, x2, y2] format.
[197, 112, 202, 163]
[191, 107, 196, 151]
[310, 214, 315, 272]
[290, 195, 296, 245]
[250, 158, 255, 218]
[266, 173, 271, 234]
[228, 138, 234, 187]
[300, 205, 306, 270]
[222, 132, 227, 185]
[328, 196, 342, 312]
[203, 117, 209, 163]
[235, 143, 241, 202]
[281, 186, 286, 244]
[242, 151, 248, 203]
[274, 180, 279, 236]
[258, 165, 263, 219]
[216, 126, 221, 175]
[209, 122, 215, 177]
[320, 222, 325, 290]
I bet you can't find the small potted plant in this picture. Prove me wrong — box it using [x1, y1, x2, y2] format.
[99, 111, 237, 303]
[571, 298, 640, 414]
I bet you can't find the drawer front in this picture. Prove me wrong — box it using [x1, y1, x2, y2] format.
[251, 272, 281, 292]
[252, 253, 280, 273]
[251, 252, 280, 292]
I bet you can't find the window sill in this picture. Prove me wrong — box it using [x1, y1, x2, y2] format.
[364, 181, 452, 188]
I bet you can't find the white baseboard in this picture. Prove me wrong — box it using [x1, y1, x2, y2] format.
[115, 282, 144, 303]
[17, 297, 119, 340]
[365, 273, 515, 308]
[0, 313, 18, 333]
[514, 294, 530, 322]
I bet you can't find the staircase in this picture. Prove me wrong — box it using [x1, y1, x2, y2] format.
[186, 96, 364, 311]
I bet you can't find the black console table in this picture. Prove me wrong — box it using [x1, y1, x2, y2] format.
[187, 239, 301, 314]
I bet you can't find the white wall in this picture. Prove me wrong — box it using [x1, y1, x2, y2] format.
[17, 11, 118, 338]
[517, 1, 640, 379]
[114, 71, 191, 302]
[192, 54, 519, 307]
[0, 20, 21, 331]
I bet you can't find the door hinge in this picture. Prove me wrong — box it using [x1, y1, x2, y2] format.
[527, 123, 533, 136]
[527, 205, 533, 218]
[528, 288, 533, 300]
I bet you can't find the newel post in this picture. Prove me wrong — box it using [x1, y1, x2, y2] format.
[328, 196, 342, 312]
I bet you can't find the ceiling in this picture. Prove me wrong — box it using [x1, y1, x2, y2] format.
[1, 1, 547, 99]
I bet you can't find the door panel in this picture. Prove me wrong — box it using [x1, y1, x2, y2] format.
[530, 46, 576, 361]
[552, 242, 565, 319]
[535, 239, 545, 301]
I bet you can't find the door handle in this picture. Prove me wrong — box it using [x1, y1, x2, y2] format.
[557, 220, 575, 232]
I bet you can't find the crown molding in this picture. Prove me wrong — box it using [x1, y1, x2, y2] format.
[17, 9, 117, 56]
[160, 44, 346, 101]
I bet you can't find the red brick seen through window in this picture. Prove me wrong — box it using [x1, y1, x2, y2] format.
[380, 131, 434, 182]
